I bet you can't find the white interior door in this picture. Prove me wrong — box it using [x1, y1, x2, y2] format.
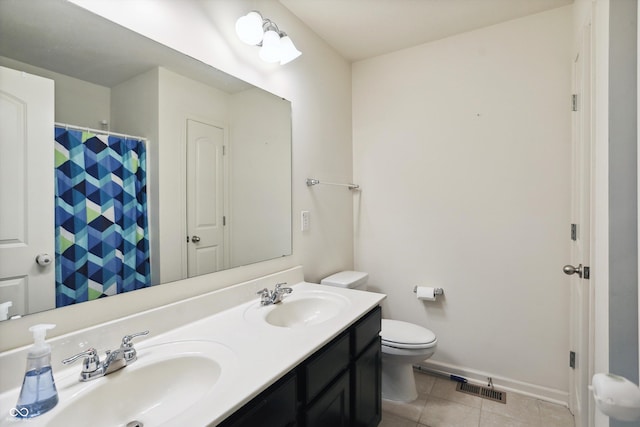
[568, 23, 593, 427]
[0, 66, 55, 317]
[186, 119, 227, 277]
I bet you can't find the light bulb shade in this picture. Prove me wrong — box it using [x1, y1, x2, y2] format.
[259, 30, 282, 63]
[279, 36, 301, 64]
[236, 11, 264, 45]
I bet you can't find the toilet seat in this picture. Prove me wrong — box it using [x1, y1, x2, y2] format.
[381, 319, 437, 350]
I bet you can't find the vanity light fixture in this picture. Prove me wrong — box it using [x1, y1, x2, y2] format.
[236, 11, 302, 65]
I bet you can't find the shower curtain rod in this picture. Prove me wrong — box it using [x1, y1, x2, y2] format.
[55, 122, 149, 143]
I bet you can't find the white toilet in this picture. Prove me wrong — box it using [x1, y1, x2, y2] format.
[320, 271, 437, 402]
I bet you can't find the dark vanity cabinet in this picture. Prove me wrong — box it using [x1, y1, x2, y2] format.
[219, 306, 381, 427]
[218, 372, 298, 427]
[351, 308, 383, 427]
[304, 332, 352, 427]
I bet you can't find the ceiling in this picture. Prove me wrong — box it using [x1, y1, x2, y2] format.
[0, 0, 252, 92]
[279, 0, 574, 62]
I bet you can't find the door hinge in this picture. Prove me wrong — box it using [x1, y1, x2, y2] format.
[571, 94, 578, 112]
[569, 351, 576, 369]
[223, 216, 226, 226]
[570, 223, 577, 241]
[583, 266, 590, 280]
[223, 145, 226, 155]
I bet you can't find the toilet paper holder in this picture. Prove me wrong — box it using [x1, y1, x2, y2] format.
[413, 286, 444, 296]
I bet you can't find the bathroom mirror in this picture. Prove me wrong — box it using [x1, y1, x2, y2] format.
[0, 0, 292, 318]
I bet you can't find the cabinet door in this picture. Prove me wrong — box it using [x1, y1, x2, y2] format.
[305, 333, 350, 402]
[305, 372, 350, 427]
[219, 373, 297, 427]
[352, 338, 382, 427]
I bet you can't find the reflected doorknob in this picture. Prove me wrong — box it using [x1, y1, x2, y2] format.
[35, 253, 53, 266]
[191, 236, 201, 243]
[563, 264, 583, 278]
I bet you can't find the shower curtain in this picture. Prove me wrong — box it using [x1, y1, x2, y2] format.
[54, 127, 150, 307]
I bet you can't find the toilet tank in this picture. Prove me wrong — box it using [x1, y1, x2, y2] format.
[321, 271, 368, 290]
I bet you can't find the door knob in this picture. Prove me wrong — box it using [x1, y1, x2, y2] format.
[191, 235, 201, 243]
[563, 264, 583, 278]
[35, 253, 53, 266]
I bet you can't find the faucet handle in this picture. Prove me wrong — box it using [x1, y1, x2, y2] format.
[257, 287, 270, 298]
[120, 331, 149, 363]
[62, 348, 100, 372]
[272, 282, 292, 303]
[121, 330, 149, 348]
[257, 288, 272, 305]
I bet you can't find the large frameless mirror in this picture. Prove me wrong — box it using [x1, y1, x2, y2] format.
[0, 0, 292, 319]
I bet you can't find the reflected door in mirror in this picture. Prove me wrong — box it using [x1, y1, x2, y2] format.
[187, 119, 228, 277]
[0, 67, 55, 317]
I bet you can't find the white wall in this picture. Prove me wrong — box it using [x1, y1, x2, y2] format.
[0, 56, 111, 128]
[229, 88, 292, 267]
[353, 6, 573, 401]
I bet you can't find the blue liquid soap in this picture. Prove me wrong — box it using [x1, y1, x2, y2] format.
[15, 366, 59, 418]
[14, 324, 59, 419]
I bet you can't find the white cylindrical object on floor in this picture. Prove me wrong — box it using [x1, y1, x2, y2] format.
[416, 286, 436, 301]
[592, 373, 640, 421]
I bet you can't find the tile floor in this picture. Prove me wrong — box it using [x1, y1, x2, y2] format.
[379, 371, 575, 427]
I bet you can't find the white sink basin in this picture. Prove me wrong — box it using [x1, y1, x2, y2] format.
[45, 340, 236, 427]
[244, 290, 350, 328]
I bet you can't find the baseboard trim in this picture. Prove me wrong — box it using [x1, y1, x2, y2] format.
[415, 360, 570, 407]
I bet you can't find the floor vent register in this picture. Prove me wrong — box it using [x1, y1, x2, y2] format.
[455, 382, 507, 404]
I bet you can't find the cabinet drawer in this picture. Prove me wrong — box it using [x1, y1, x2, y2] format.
[305, 333, 350, 402]
[352, 306, 381, 357]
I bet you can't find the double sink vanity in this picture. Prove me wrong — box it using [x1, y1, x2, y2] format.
[0, 267, 385, 426]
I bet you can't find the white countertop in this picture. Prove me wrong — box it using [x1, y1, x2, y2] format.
[0, 279, 385, 426]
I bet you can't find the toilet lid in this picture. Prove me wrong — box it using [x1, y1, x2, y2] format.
[380, 319, 436, 348]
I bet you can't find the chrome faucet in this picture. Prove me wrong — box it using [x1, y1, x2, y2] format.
[256, 282, 293, 305]
[62, 330, 149, 381]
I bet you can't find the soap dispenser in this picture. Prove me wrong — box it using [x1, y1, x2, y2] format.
[15, 324, 59, 418]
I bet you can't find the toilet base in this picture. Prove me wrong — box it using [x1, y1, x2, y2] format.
[381, 360, 418, 402]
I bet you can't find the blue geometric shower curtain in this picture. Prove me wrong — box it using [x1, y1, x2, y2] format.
[54, 127, 150, 307]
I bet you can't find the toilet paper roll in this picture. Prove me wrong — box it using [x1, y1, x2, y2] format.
[416, 286, 437, 301]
